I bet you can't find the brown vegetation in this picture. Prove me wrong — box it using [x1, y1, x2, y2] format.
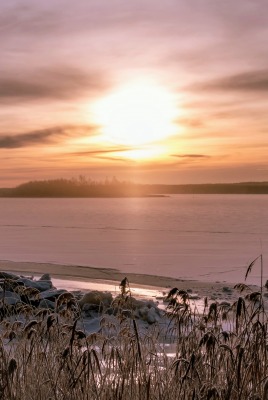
[0, 277, 268, 399]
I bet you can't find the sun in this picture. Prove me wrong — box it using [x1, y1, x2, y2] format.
[92, 79, 178, 146]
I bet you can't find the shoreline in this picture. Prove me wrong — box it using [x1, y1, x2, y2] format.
[0, 259, 250, 303]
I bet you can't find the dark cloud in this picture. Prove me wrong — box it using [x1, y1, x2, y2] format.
[93, 156, 130, 163]
[0, 67, 108, 103]
[172, 154, 210, 159]
[0, 128, 65, 148]
[192, 70, 268, 93]
[70, 147, 134, 157]
[0, 125, 95, 148]
[68, 147, 140, 163]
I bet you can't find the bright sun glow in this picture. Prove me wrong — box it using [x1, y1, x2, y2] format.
[92, 80, 178, 146]
[116, 147, 163, 161]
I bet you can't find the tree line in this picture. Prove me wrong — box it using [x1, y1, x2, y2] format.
[0, 178, 268, 197]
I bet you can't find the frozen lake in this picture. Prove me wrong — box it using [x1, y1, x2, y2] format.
[0, 195, 267, 284]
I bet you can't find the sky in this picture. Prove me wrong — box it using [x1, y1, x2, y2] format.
[1, 0, 268, 186]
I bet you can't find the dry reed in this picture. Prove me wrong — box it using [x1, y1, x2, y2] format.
[0, 278, 268, 399]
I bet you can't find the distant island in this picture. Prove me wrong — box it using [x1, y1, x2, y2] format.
[0, 178, 268, 197]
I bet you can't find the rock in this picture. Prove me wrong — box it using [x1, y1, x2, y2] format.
[139, 306, 149, 319]
[113, 295, 145, 310]
[0, 290, 21, 300]
[0, 279, 23, 292]
[70, 290, 84, 299]
[82, 303, 99, 312]
[112, 295, 161, 323]
[222, 286, 232, 294]
[105, 307, 114, 316]
[39, 273, 51, 281]
[39, 289, 68, 301]
[78, 317, 102, 335]
[0, 271, 20, 280]
[3, 297, 20, 306]
[121, 309, 132, 318]
[147, 307, 159, 324]
[145, 300, 156, 309]
[79, 291, 113, 308]
[81, 303, 91, 312]
[39, 299, 55, 310]
[18, 278, 52, 292]
[81, 310, 94, 319]
[0, 290, 21, 306]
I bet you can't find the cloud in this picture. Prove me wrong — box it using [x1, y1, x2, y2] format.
[0, 125, 95, 148]
[0, 66, 109, 103]
[0, 4, 60, 37]
[192, 70, 268, 93]
[0, 2, 142, 38]
[68, 147, 140, 163]
[0, 2, 212, 38]
[69, 147, 133, 157]
[92, 155, 130, 163]
[172, 154, 210, 159]
[0, 128, 65, 148]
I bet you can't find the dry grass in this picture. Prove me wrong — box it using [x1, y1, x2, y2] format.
[0, 282, 268, 399]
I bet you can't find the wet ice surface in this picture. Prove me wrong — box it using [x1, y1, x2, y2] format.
[0, 195, 267, 285]
[52, 277, 205, 314]
[53, 277, 162, 299]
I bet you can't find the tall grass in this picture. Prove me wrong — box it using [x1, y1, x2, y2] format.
[0, 280, 268, 399]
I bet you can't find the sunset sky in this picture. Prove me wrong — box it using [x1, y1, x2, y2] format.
[1, 0, 268, 186]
